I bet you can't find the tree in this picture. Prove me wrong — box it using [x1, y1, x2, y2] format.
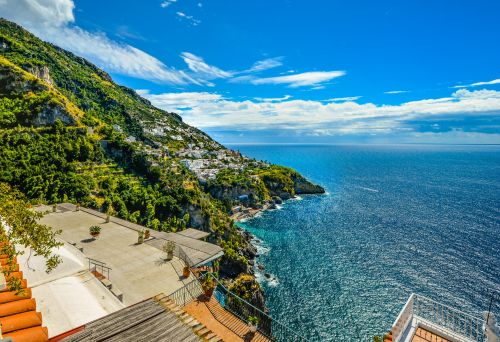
[0, 183, 62, 293]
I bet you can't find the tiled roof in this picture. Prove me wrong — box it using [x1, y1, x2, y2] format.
[0, 254, 48, 342]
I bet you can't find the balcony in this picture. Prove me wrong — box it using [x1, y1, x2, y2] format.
[167, 273, 306, 342]
[388, 293, 489, 342]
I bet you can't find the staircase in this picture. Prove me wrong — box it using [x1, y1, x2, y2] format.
[155, 294, 223, 342]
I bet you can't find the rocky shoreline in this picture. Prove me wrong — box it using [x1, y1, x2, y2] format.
[231, 195, 303, 284]
[221, 178, 325, 310]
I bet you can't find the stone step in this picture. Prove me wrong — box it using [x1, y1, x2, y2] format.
[205, 332, 216, 340]
[195, 327, 209, 336]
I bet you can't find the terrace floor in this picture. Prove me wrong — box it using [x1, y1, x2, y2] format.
[412, 327, 451, 342]
[36, 205, 197, 306]
[184, 295, 271, 342]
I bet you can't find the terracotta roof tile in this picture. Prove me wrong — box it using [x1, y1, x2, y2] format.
[0, 242, 48, 342]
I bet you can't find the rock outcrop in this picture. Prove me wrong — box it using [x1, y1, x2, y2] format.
[292, 174, 326, 194]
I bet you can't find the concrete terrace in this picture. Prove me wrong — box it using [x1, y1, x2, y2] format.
[34, 204, 221, 306]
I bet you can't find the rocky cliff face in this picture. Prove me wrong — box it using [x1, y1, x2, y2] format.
[292, 174, 326, 194]
[28, 65, 53, 86]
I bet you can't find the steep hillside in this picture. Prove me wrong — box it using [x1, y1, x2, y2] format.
[0, 19, 324, 288]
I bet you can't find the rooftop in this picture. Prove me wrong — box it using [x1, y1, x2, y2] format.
[28, 204, 223, 338]
[176, 228, 211, 240]
[0, 240, 49, 342]
[34, 205, 216, 305]
[58, 294, 209, 342]
[52, 203, 223, 267]
[15, 242, 124, 338]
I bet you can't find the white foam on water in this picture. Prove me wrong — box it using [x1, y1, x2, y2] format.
[267, 276, 280, 287]
[252, 237, 270, 256]
[253, 211, 263, 218]
[358, 186, 379, 193]
[254, 266, 279, 287]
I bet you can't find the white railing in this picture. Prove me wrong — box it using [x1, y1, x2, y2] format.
[413, 294, 486, 342]
[391, 293, 416, 342]
[391, 294, 486, 342]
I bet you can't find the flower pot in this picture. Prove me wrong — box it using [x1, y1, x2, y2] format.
[138, 236, 144, 244]
[145, 230, 150, 239]
[204, 287, 214, 298]
[183, 266, 190, 278]
[90, 233, 100, 238]
[248, 324, 257, 333]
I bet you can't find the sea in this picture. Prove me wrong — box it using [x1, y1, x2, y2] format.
[227, 144, 500, 342]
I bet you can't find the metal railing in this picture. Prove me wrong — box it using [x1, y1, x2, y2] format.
[391, 293, 486, 342]
[203, 273, 308, 342]
[413, 294, 486, 342]
[390, 294, 415, 342]
[167, 277, 203, 307]
[166, 272, 308, 341]
[87, 257, 112, 280]
[176, 244, 195, 267]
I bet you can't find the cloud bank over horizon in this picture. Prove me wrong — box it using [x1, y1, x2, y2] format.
[140, 88, 500, 143]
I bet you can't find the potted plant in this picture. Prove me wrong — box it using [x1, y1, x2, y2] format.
[52, 204, 57, 212]
[144, 229, 150, 239]
[202, 275, 215, 298]
[89, 225, 101, 238]
[182, 264, 190, 278]
[248, 316, 259, 333]
[163, 241, 175, 260]
[137, 230, 144, 244]
[105, 205, 115, 223]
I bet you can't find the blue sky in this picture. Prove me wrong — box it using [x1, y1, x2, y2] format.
[2, 0, 500, 143]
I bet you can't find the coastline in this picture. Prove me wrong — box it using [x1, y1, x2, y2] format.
[230, 195, 303, 223]
[232, 196, 304, 287]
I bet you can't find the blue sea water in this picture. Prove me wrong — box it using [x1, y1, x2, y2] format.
[228, 144, 500, 342]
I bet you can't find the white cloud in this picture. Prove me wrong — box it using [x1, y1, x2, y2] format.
[246, 57, 284, 73]
[160, 0, 177, 8]
[471, 79, 500, 87]
[453, 88, 500, 99]
[139, 90, 223, 108]
[0, 0, 207, 85]
[385, 90, 409, 94]
[250, 71, 346, 88]
[453, 78, 500, 88]
[0, 0, 75, 27]
[254, 95, 292, 102]
[176, 11, 201, 26]
[325, 96, 362, 102]
[141, 89, 500, 137]
[45, 26, 200, 85]
[181, 52, 232, 80]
